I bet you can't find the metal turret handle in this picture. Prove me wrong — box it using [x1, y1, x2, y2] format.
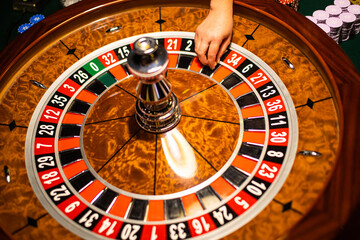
[127, 37, 181, 133]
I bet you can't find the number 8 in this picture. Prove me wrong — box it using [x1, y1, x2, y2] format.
[267, 150, 284, 158]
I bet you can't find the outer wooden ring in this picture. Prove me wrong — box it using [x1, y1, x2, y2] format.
[0, 0, 359, 239]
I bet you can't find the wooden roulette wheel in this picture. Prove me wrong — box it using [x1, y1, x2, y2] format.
[0, 0, 359, 239]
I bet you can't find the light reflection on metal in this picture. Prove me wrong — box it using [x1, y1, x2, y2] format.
[4, 166, 10, 183]
[298, 150, 322, 156]
[106, 26, 123, 33]
[128, 37, 181, 133]
[30, 80, 47, 89]
[282, 57, 295, 70]
[161, 128, 197, 179]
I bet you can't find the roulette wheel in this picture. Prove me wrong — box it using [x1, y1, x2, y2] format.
[0, 0, 359, 239]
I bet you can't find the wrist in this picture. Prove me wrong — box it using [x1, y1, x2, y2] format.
[210, 0, 233, 13]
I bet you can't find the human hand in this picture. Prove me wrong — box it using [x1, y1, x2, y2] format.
[195, 2, 233, 69]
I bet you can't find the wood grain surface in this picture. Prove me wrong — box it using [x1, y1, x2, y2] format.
[0, 0, 358, 239]
[84, 70, 240, 195]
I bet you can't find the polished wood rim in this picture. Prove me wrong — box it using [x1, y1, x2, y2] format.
[0, 0, 359, 239]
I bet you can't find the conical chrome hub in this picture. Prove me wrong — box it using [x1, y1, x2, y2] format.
[127, 37, 181, 133]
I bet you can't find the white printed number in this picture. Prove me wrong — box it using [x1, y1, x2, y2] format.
[51, 94, 67, 107]
[227, 53, 242, 67]
[212, 206, 233, 225]
[65, 201, 80, 213]
[249, 72, 267, 85]
[37, 156, 55, 169]
[246, 180, 267, 196]
[192, 217, 210, 235]
[72, 70, 89, 84]
[234, 196, 249, 210]
[63, 84, 76, 92]
[118, 46, 130, 59]
[120, 224, 140, 240]
[185, 40, 192, 51]
[102, 52, 117, 65]
[99, 218, 117, 236]
[267, 150, 284, 158]
[79, 210, 99, 228]
[49, 184, 70, 201]
[38, 124, 55, 136]
[258, 163, 278, 179]
[167, 39, 178, 50]
[41, 171, 60, 185]
[43, 109, 61, 120]
[169, 223, 187, 240]
[266, 99, 283, 112]
[270, 131, 287, 143]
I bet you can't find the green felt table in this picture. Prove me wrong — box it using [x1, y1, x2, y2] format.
[299, 0, 360, 74]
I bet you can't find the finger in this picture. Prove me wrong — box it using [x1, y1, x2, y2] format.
[194, 31, 201, 52]
[194, 32, 200, 53]
[216, 37, 231, 63]
[207, 40, 221, 69]
[195, 39, 210, 66]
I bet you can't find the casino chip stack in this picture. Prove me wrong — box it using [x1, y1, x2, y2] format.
[335, 0, 351, 11]
[348, 4, 360, 35]
[308, 0, 360, 44]
[317, 24, 332, 37]
[30, 14, 45, 25]
[17, 14, 45, 34]
[60, 0, 82, 7]
[340, 12, 357, 41]
[306, 16, 318, 24]
[326, 17, 343, 43]
[313, 10, 330, 23]
[17, 23, 33, 34]
[275, 0, 299, 11]
[326, 5, 342, 17]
